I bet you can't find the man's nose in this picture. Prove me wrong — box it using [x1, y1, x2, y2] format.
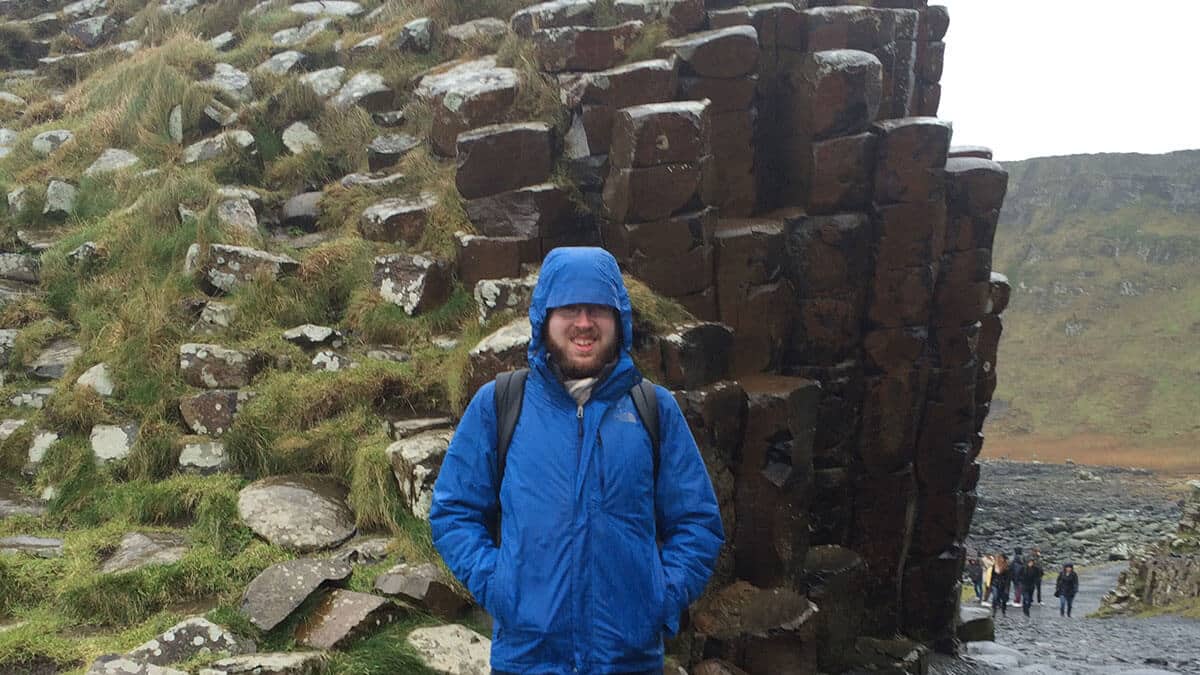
[573, 307, 596, 326]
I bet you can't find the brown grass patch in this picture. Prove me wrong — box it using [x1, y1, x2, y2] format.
[983, 433, 1200, 476]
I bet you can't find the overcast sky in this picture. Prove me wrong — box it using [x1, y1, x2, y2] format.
[937, 0, 1200, 161]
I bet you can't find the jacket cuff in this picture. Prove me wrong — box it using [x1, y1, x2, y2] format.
[662, 583, 681, 637]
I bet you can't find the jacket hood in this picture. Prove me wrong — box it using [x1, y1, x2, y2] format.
[528, 247, 635, 367]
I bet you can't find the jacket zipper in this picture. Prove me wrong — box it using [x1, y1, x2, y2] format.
[574, 402, 584, 671]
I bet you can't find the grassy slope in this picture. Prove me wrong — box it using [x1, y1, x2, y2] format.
[987, 151, 1200, 454]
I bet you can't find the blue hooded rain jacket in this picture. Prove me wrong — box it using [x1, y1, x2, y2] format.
[430, 247, 724, 674]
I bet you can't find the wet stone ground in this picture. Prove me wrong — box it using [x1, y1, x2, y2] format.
[933, 461, 1200, 675]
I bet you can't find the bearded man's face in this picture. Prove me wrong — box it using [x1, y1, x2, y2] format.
[545, 303, 619, 378]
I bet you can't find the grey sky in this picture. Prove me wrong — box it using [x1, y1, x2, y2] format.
[937, 0, 1200, 161]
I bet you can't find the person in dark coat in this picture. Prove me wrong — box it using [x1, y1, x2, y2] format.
[1028, 552, 1045, 605]
[1021, 559, 1039, 616]
[1011, 547, 1026, 607]
[1055, 564, 1079, 617]
[987, 554, 1013, 617]
[967, 557, 984, 601]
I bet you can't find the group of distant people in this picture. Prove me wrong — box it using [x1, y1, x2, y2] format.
[967, 547, 1079, 619]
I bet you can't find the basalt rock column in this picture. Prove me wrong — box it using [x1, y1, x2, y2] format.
[902, 152, 1008, 647]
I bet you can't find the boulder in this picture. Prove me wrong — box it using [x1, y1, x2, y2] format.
[531, 21, 643, 73]
[656, 26, 758, 79]
[395, 17, 433, 52]
[417, 59, 520, 157]
[241, 558, 353, 631]
[66, 13, 114, 47]
[209, 31, 237, 50]
[90, 423, 139, 463]
[84, 148, 140, 176]
[198, 652, 329, 675]
[455, 233, 524, 287]
[300, 66, 346, 97]
[559, 57, 676, 109]
[86, 656, 187, 675]
[613, 0, 704, 35]
[43, 179, 77, 219]
[474, 274, 538, 325]
[179, 390, 243, 436]
[373, 253, 453, 315]
[183, 130, 256, 163]
[405, 625, 491, 675]
[465, 182, 570, 241]
[443, 17, 508, 47]
[279, 120, 321, 153]
[127, 618, 254, 666]
[30, 338, 82, 380]
[609, 100, 709, 169]
[238, 475, 356, 553]
[366, 133, 419, 171]
[199, 100, 239, 134]
[99, 531, 188, 574]
[197, 244, 299, 293]
[510, 0, 595, 37]
[257, 50, 305, 75]
[207, 63, 254, 103]
[290, 1, 363, 17]
[0, 253, 40, 284]
[27, 430, 60, 466]
[331, 71, 392, 112]
[282, 192, 323, 232]
[465, 318, 530, 396]
[455, 122, 553, 200]
[691, 581, 819, 673]
[179, 343, 263, 389]
[179, 439, 229, 473]
[295, 590, 402, 650]
[0, 535, 62, 558]
[217, 198, 260, 240]
[273, 18, 332, 47]
[358, 193, 438, 244]
[31, 129, 73, 156]
[311, 350, 352, 372]
[0, 480, 46, 519]
[374, 562, 468, 619]
[386, 429, 453, 520]
[283, 324, 343, 348]
[957, 604, 993, 643]
[340, 172, 405, 189]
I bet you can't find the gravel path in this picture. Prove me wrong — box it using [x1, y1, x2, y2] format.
[932, 458, 1200, 675]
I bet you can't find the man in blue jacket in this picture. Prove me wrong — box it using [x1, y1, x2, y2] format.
[430, 247, 724, 675]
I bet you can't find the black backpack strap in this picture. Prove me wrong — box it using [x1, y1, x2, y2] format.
[629, 379, 660, 481]
[493, 368, 529, 492]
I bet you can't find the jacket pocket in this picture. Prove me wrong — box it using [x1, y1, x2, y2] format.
[484, 548, 513, 625]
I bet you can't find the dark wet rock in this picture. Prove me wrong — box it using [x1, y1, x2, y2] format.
[295, 590, 403, 650]
[790, 49, 882, 141]
[386, 430, 453, 520]
[367, 133, 419, 172]
[372, 253, 452, 316]
[179, 343, 264, 389]
[531, 21, 643, 73]
[454, 233, 525, 287]
[238, 475, 356, 552]
[29, 338, 82, 380]
[374, 562, 468, 619]
[416, 58, 520, 157]
[609, 100, 709, 169]
[656, 26, 758, 79]
[0, 535, 62, 558]
[99, 532, 187, 574]
[465, 318, 530, 397]
[659, 322, 734, 389]
[464, 183, 570, 241]
[359, 193, 437, 244]
[198, 652, 329, 675]
[455, 122, 553, 199]
[957, 605, 993, 643]
[241, 558, 353, 631]
[127, 617, 254, 666]
[406, 625, 491, 674]
[179, 390, 242, 436]
[691, 581, 818, 673]
[510, 0, 595, 37]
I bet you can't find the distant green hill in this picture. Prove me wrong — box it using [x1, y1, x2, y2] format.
[988, 150, 1200, 446]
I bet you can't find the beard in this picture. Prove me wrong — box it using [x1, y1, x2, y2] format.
[547, 327, 620, 379]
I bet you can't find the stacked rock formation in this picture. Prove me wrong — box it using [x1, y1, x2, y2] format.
[1102, 480, 1200, 614]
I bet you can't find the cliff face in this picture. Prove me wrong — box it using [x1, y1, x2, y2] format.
[988, 150, 1200, 444]
[1103, 480, 1200, 614]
